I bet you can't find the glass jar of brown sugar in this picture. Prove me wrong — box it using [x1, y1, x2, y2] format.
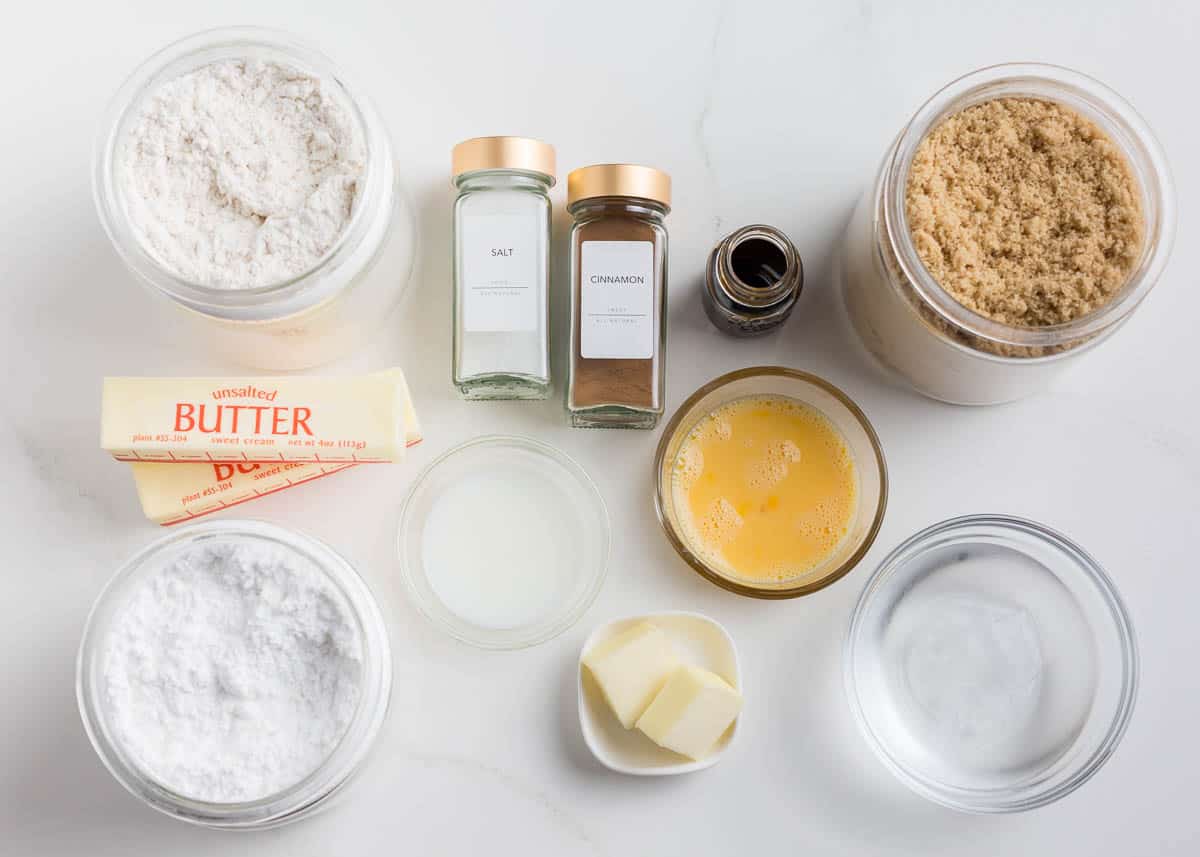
[566, 164, 671, 429]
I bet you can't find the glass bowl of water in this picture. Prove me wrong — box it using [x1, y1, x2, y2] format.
[845, 514, 1138, 813]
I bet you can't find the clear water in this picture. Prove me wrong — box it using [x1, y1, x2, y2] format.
[854, 542, 1098, 790]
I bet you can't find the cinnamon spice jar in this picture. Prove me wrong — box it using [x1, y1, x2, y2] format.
[566, 164, 671, 429]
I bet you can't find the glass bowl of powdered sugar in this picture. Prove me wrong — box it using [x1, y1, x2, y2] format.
[76, 519, 392, 829]
[92, 27, 415, 370]
[845, 515, 1138, 813]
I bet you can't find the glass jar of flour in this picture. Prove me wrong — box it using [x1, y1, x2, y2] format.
[93, 27, 414, 370]
[451, 137, 555, 400]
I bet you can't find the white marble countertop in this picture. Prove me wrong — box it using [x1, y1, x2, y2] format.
[3, 0, 1197, 853]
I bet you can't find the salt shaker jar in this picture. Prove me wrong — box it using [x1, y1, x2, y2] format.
[566, 164, 671, 429]
[452, 137, 555, 400]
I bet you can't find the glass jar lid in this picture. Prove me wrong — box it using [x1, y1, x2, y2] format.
[567, 163, 671, 209]
[450, 136, 556, 183]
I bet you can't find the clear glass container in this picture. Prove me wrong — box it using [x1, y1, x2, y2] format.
[838, 63, 1175, 405]
[76, 520, 392, 829]
[92, 27, 416, 370]
[845, 515, 1138, 813]
[654, 367, 887, 599]
[567, 164, 671, 429]
[451, 137, 554, 399]
[398, 435, 609, 649]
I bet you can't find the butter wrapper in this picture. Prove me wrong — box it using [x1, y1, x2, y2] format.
[132, 460, 359, 525]
[103, 368, 418, 464]
[128, 376, 421, 524]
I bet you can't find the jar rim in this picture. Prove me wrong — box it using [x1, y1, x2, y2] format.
[75, 519, 392, 829]
[566, 195, 670, 216]
[881, 62, 1177, 351]
[711, 224, 802, 309]
[452, 167, 556, 187]
[91, 26, 395, 318]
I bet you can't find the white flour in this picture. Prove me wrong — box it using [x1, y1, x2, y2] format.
[100, 537, 363, 803]
[119, 59, 365, 289]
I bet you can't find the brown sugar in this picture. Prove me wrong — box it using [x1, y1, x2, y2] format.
[905, 97, 1144, 327]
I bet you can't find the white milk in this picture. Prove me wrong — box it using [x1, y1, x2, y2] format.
[421, 466, 580, 630]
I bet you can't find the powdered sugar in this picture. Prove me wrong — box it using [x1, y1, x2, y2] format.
[119, 58, 365, 289]
[99, 536, 363, 803]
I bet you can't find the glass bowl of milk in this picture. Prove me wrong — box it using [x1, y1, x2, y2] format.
[398, 435, 610, 649]
[845, 515, 1138, 812]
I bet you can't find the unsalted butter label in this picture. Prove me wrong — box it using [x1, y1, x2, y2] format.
[101, 368, 419, 464]
[461, 214, 540, 333]
[580, 240, 654, 359]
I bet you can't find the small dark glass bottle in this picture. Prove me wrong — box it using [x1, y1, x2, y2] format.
[702, 224, 803, 336]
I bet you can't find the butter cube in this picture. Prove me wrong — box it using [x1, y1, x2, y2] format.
[636, 666, 743, 760]
[583, 622, 679, 729]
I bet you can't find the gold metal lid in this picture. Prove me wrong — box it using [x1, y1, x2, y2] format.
[451, 136, 556, 183]
[566, 164, 671, 209]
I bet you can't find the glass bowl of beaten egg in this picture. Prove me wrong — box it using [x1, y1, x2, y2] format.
[654, 367, 887, 599]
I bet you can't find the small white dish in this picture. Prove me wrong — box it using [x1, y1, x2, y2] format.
[577, 611, 742, 775]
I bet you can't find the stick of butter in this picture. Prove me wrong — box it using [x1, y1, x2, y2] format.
[102, 368, 418, 464]
[131, 460, 357, 525]
[124, 369, 421, 524]
[582, 622, 679, 729]
[636, 665, 743, 761]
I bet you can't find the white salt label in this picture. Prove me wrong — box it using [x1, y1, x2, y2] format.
[461, 214, 540, 333]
